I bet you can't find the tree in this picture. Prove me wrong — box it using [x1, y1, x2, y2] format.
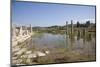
[77, 21, 80, 27]
[86, 21, 90, 27]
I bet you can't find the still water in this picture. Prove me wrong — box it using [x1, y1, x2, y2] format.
[15, 32, 96, 64]
[32, 33, 66, 49]
[27, 32, 96, 56]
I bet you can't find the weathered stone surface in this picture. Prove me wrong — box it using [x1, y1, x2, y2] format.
[12, 24, 33, 65]
[26, 59, 31, 63]
[21, 55, 28, 58]
[26, 51, 32, 54]
[34, 51, 46, 57]
[12, 47, 20, 52]
[12, 41, 18, 47]
[45, 51, 50, 54]
[14, 48, 26, 55]
[12, 59, 22, 64]
[28, 54, 37, 58]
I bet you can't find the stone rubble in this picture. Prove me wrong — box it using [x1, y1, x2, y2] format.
[12, 24, 50, 65]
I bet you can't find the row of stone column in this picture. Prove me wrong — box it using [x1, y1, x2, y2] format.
[65, 20, 87, 50]
[66, 20, 87, 37]
[12, 24, 32, 37]
[66, 20, 74, 37]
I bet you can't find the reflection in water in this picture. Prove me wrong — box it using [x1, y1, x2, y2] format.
[32, 33, 66, 49]
[28, 33, 95, 56]
[19, 32, 95, 64]
[77, 30, 81, 40]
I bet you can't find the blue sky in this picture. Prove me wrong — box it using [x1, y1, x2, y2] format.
[12, 1, 95, 27]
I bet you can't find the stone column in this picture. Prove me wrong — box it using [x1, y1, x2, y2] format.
[12, 24, 16, 40]
[26, 26, 29, 35]
[25, 26, 27, 35]
[30, 24, 32, 34]
[66, 21, 69, 49]
[19, 26, 23, 37]
[70, 20, 74, 50]
[71, 20, 73, 35]
[66, 21, 68, 35]
[83, 28, 86, 38]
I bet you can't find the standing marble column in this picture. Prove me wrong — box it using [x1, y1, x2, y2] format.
[66, 21, 68, 35]
[71, 20, 73, 36]
[19, 26, 23, 37]
[30, 24, 32, 33]
[66, 21, 70, 49]
[25, 26, 27, 35]
[12, 24, 16, 39]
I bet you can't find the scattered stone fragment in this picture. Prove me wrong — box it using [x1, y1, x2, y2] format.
[28, 54, 37, 58]
[26, 51, 32, 54]
[21, 55, 28, 58]
[15, 48, 26, 55]
[45, 51, 50, 54]
[26, 59, 31, 63]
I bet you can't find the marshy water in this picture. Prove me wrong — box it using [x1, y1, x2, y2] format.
[32, 33, 66, 49]
[29, 32, 95, 51]
[21, 32, 96, 64]
[12, 32, 95, 65]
